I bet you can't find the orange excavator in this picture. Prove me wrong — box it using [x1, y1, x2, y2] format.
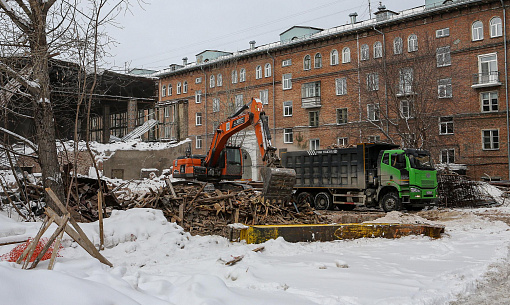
[172, 98, 296, 200]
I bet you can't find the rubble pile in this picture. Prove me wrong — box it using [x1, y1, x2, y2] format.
[114, 180, 326, 237]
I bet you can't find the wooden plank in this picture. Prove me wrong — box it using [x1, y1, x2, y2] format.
[28, 213, 70, 270]
[165, 179, 177, 199]
[47, 228, 65, 270]
[98, 190, 104, 250]
[0, 239, 29, 247]
[17, 215, 54, 265]
[196, 193, 236, 203]
[189, 183, 207, 206]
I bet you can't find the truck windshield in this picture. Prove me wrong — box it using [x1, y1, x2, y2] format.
[407, 151, 434, 170]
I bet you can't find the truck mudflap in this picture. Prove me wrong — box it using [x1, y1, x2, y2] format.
[260, 167, 296, 201]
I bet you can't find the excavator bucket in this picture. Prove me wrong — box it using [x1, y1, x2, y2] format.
[260, 167, 296, 201]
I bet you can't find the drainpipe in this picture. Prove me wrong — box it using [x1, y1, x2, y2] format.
[201, 66, 208, 151]
[372, 25, 389, 138]
[267, 50, 276, 137]
[357, 32, 362, 142]
[501, 0, 510, 180]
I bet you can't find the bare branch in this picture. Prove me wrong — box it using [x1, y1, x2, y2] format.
[0, 0, 31, 32]
[0, 127, 37, 151]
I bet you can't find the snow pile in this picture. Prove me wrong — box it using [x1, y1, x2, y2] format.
[1, 208, 510, 304]
[363, 211, 433, 224]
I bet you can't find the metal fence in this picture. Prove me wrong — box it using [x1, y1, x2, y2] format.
[437, 174, 498, 208]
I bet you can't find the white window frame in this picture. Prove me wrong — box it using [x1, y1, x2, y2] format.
[374, 41, 383, 58]
[314, 53, 322, 68]
[472, 21, 484, 41]
[231, 70, 238, 84]
[309, 111, 319, 127]
[183, 81, 188, 93]
[195, 112, 202, 126]
[436, 46, 451, 67]
[210, 75, 215, 88]
[336, 108, 348, 124]
[440, 148, 455, 164]
[361, 44, 369, 60]
[399, 68, 413, 94]
[196, 136, 202, 149]
[342, 47, 351, 63]
[240, 68, 246, 82]
[235, 94, 243, 111]
[283, 101, 293, 117]
[168, 84, 172, 96]
[195, 90, 202, 103]
[367, 73, 379, 91]
[408, 34, 418, 52]
[337, 137, 348, 146]
[303, 55, 311, 70]
[482, 129, 499, 150]
[400, 100, 412, 119]
[436, 28, 450, 38]
[259, 89, 269, 105]
[177, 82, 182, 94]
[195, 77, 202, 84]
[367, 104, 379, 121]
[255, 65, 262, 79]
[217, 74, 223, 86]
[490, 17, 503, 38]
[164, 106, 170, 118]
[330, 49, 339, 65]
[439, 117, 454, 135]
[309, 139, 320, 150]
[393, 37, 403, 55]
[335, 78, 347, 95]
[212, 98, 220, 113]
[283, 73, 292, 90]
[481, 91, 498, 112]
[368, 135, 380, 143]
[161, 85, 166, 97]
[264, 63, 271, 77]
[282, 59, 292, 67]
[478, 53, 498, 83]
[438, 78, 452, 98]
[284, 128, 293, 143]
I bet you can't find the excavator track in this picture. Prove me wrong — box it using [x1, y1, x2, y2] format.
[260, 167, 296, 201]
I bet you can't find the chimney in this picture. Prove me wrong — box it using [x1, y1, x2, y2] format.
[249, 40, 256, 50]
[349, 12, 358, 24]
[182, 57, 188, 66]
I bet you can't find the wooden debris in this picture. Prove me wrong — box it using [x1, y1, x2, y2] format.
[225, 255, 244, 266]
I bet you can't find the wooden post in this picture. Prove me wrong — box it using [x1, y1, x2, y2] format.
[17, 215, 54, 265]
[28, 213, 70, 270]
[165, 178, 177, 199]
[98, 190, 104, 250]
[47, 229, 65, 270]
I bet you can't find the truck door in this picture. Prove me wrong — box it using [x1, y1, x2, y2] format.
[380, 152, 404, 184]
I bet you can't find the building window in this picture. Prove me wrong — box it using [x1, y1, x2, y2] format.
[195, 77, 202, 84]
[481, 92, 498, 112]
[408, 34, 418, 52]
[195, 113, 202, 126]
[264, 63, 271, 77]
[196, 136, 202, 149]
[195, 90, 202, 103]
[393, 37, 403, 55]
[330, 49, 339, 65]
[232, 70, 238, 84]
[336, 108, 348, 124]
[490, 17, 503, 38]
[368, 135, 380, 142]
[342, 47, 351, 63]
[183, 81, 188, 93]
[436, 28, 450, 38]
[367, 73, 379, 91]
[478, 53, 498, 83]
[314, 53, 322, 68]
[310, 139, 320, 150]
[161, 85, 166, 97]
[235, 94, 243, 111]
[367, 104, 379, 121]
[483, 129, 499, 150]
[439, 117, 453, 135]
[337, 137, 348, 146]
[168, 84, 172, 96]
[163, 106, 170, 118]
[438, 78, 452, 98]
[217, 74, 223, 86]
[260, 89, 268, 105]
[440, 148, 455, 164]
[210, 75, 215, 88]
[282, 59, 292, 67]
[400, 100, 412, 119]
[374, 41, 383, 58]
[284, 128, 293, 143]
[177, 82, 182, 94]
[255, 65, 262, 79]
[283, 73, 292, 90]
[399, 68, 413, 94]
[472, 21, 484, 41]
[335, 78, 347, 95]
[309, 111, 319, 127]
[283, 101, 293, 116]
[361, 44, 369, 60]
[302, 81, 321, 99]
[437, 46, 451, 67]
[303, 55, 311, 70]
[240, 68, 246, 82]
[213, 98, 220, 113]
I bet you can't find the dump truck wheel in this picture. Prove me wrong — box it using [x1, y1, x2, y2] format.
[296, 192, 313, 209]
[315, 192, 331, 210]
[381, 193, 401, 212]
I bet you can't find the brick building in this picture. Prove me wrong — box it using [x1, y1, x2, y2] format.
[154, 0, 510, 180]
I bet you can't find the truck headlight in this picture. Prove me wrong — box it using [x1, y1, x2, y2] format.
[410, 187, 420, 193]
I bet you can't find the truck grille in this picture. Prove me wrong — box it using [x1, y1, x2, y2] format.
[421, 179, 436, 188]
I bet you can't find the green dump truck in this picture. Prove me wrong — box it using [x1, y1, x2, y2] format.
[281, 143, 437, 211]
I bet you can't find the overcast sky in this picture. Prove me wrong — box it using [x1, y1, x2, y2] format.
[105, 0, 425, 72]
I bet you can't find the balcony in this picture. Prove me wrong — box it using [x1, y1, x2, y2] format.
[472, 71, 502, 88]
[301, 96, 322, 108]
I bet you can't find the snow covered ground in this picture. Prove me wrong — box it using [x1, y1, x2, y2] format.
[1, 206, 510, 305]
